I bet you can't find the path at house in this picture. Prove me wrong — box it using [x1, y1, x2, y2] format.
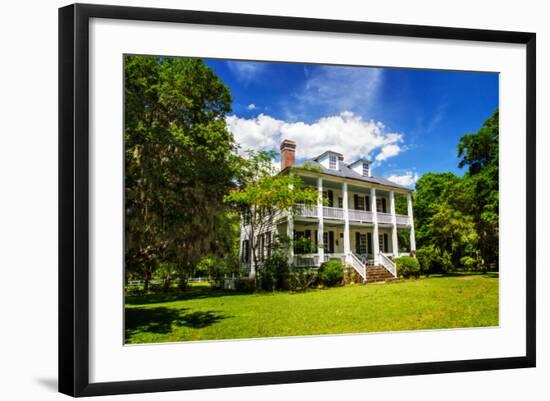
[125, 273, 498, 344]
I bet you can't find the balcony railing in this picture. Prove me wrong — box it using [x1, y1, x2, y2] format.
[377, 212, 393, 224]
[291, 205, 410, 226]
[294, 204, 317, 218]
[323, 206, 344, 220]
[396, 214, 411, 226]
[348, 209, 373, 222]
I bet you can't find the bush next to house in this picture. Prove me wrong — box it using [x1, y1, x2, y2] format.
[288, 266, 317, 292]
[317, 260, 344, 287]
[258, 251, 290, 291]
[344, 267, 363, 285]
[395, 256, 421, 278]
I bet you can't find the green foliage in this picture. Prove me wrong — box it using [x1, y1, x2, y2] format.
[412, 109, 499, 270]
[124, 55, 240, 289]
[225, 149, 318, 270]
[460, 256, 478, 270]
[196, 257, 239, 288]
[288, 266, 317, 292]
[395, 256, 420, 278]
[317, 260, 344, 287]
[234, 278, 255, 293]
[416, 245, 453, 274]
[343, 267, 363, 285]
[258, 251, 290, 291]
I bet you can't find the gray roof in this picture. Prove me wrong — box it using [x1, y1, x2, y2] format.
[288, 158, 412, 192]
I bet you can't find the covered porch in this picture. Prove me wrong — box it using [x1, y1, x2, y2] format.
[278, 221, 412, 268]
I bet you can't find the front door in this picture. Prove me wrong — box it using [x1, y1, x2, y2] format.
[323, 231, 335, 253]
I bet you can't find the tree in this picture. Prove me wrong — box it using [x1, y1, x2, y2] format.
[413, 172, 461, 248]
[124, 55, 239, 290]
[225, 150, 319, 281]
[457, 109, 499, 266]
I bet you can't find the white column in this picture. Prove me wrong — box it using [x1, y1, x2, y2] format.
[371, 188, 380, 264]
[407, 193, 416, 255]
[317, 177, 324, 266]
[342, 182, 351, 263]
[287, 210, 294, 264]
[390, 191, 399, 257]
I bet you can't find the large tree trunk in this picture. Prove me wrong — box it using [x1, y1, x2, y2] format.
[143, 272, 150, 292]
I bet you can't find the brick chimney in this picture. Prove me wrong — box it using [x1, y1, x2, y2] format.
[280, 139, 296, 170]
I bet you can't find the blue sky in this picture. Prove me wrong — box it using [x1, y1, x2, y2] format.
[205, 59, 498, 187]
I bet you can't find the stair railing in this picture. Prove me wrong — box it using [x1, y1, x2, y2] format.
[379, 252, 397, 277]
[349, 252, 367, 281]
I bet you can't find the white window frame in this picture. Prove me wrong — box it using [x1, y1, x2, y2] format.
[329, 154, 337, 169]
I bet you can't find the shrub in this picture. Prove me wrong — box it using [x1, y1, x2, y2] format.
[317, 259, 344, 287]
[288, 266, 316, 291]
[395, 256, 420, 278]
[416, 245, 453, 274]
[460, 256, 478, 270]
[258, 251, 290, 291]
[234, 277, 255, 293]
[343, 267, 363, 285]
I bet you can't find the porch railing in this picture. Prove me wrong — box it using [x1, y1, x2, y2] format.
[292, 253, 346, 267]
[292, 254, 326, 267]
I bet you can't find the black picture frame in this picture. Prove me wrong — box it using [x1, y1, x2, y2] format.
[59, 3, 536, 397]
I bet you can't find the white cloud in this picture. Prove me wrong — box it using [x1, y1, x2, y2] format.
[226, 61, 266, 82]
[226, 111, 403, 163]
[387, 171, 420, 188]
[375, 144, 402, 161]
[247, 103, 256, 110]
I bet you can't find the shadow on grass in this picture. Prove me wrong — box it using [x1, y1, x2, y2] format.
[125, 307, 228, 341]
[125, 286, 249, 306]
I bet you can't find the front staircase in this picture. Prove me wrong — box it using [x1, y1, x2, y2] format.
[348, 252, 398, 284]
[365, 265, 398, 283]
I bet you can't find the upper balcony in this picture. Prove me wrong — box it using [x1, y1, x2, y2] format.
[293, 205, 411, 226]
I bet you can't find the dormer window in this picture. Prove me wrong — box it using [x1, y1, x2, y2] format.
[362, 162, 370, 177]
[329, 154, 337, 169]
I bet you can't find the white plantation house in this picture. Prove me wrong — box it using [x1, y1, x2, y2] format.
[239, 139, 416, 283]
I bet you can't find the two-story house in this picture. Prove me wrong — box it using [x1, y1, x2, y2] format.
[239, 139, 416, 282]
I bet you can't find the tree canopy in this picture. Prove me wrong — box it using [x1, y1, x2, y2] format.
[124, 55, 240, 289]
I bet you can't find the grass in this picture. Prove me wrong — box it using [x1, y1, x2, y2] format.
[125, 273, 499, 344]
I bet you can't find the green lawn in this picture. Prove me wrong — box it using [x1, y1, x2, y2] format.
[125, 273, 499, 344]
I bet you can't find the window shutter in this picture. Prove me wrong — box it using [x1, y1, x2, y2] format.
[354, 194, 358, 209]
[382, 198, 387, 213]
[328, 190, 333, 207]
[355, 232, 360, 253]
[365, 196, 370, 211]
[384, 233, 388, 253]
[315, 230, 318, 249]
[367, 233, 372, 254]
[329, 231, 335, 253]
